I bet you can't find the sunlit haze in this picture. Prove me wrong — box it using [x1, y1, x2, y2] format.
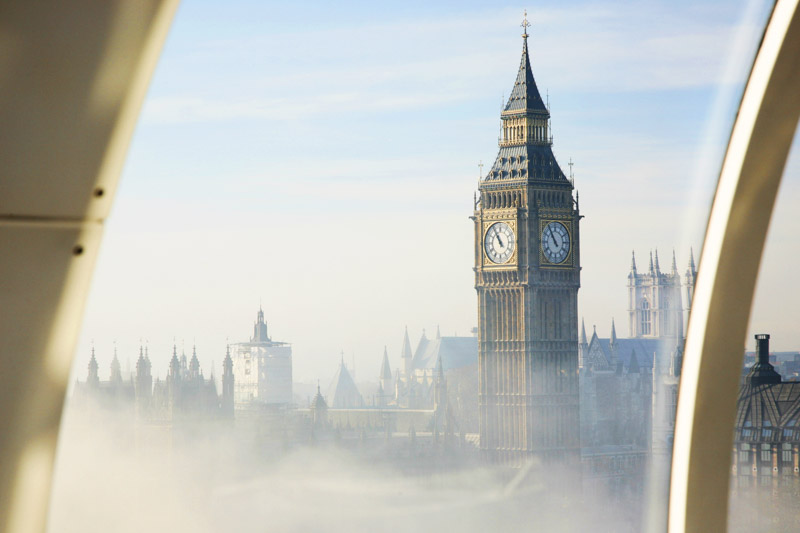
[73, 0, 785, 386]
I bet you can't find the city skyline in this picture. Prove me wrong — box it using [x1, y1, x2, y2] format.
[72, 1, 791, 383]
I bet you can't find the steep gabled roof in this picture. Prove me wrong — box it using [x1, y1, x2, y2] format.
[327, 358, 362, 409]
[380, 347, 392, 381]
[412, 336, 477, 371]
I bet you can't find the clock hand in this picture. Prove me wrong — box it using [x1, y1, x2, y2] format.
[550, 233, 558, 248]
[496, 234, 504, 248]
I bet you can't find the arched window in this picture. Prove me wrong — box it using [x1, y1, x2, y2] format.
[641, 299, 651, 335]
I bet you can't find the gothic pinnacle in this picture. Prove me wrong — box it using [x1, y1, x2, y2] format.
[654, 249, 661, 273]
[672, 249, 678, 273]
[631, 250, 637, 272]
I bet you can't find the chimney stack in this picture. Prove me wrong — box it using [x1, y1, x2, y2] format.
[756, 334, 770, 366]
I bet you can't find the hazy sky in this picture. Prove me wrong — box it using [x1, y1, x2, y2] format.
[74, 0, 794, 385]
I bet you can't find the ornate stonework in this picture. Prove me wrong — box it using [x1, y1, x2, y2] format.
[473, 19, 581, 466]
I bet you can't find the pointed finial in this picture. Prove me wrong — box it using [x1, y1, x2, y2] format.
[631, 250, 637, 272]
[689, 247, 696, 271]
[521, 9, 530, 39]
[654, 249, 661, 272]
[649, 250, 654, 273]
[611, 318, 617, 344]
[580, 318, 587, 344]
[672, 249, 678, 273]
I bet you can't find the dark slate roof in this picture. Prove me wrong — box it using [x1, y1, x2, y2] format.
[589, 336, 672, 372]
[503, 36, 548, 114]
[411, 336, 477, 371]
[327, 360, 362, 408]
[484, 144, 569, 185]
[379, 348, 392, 381]
[736, 382, 800, 442]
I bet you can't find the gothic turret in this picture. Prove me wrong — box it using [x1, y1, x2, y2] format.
[189, 345, 200, 380]
[135, 345, 152, 416]
[222, 344, 234, 416]
[252, 306, 270, 343]
[401, 326, 413, 376]
[579, 318, 589, 369]
[379, 346, 393, 403]
[686, 248, 697, 307]
[169, 344, 180, 383]
[109, 347, 122, 383]
[87, 346, 99, 387]
[610, 318, 618, 345]
[311, 383, 328, 430]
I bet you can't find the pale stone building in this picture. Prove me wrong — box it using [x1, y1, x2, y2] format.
[231, 307, 293, 406]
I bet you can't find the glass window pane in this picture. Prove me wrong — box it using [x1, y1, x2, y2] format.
[44, 2, 775, 533]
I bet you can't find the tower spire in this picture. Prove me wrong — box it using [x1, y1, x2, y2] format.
[521, 9, 530, 40]
[672, 249, 678, 273]
[689, 247, 696, 272]
[654, 249, 661, 273]
[631, 251, 637, 273]
[610, 318, 617, 345]
[580, 318, 587, 345]
[649, 250, 654, 274]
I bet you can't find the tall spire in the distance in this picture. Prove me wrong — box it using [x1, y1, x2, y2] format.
[503, 10, 548, 116]
[580, 318, 587, 345]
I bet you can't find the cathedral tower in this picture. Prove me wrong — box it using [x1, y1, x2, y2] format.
[473, 15, 581, 466]
[627, 250, 684, 341]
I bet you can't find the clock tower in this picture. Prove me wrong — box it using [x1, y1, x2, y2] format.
[473, 15, 581, 467]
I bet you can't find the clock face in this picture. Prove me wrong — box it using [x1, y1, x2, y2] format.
[541, 221, 570, 264]
[484, 222, 516, 264]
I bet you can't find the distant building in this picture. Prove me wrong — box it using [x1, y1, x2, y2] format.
[733, 334, 800, 486]
[327, 355, 363, 408]
[73, 343, 232, 424]
[385, 326, 477, 413]
[231, 307, 293, 406]
[627, 249, 691, 340]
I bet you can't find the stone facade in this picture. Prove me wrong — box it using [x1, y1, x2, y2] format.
[231, 307, 293, 406]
